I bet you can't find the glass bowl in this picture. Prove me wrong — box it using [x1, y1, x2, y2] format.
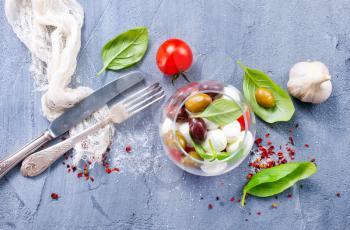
[159, 81, 256, 176]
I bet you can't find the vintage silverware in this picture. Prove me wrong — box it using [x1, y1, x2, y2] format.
[21, 83, 165, 177]
[0, 71, 145, 179]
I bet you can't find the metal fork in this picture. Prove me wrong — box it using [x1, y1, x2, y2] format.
[20, 83, 165, 177]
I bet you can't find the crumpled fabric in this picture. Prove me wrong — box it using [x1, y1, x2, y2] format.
[5, 0, 114, 166]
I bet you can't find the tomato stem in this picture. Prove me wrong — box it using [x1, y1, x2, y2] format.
[181, 72, 191, 82]
[170, 72, 190, 85]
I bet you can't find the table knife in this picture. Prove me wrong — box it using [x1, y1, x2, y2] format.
[0, 71, 144, 179]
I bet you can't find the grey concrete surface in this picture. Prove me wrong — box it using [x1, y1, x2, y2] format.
[0, 0, 349, 229]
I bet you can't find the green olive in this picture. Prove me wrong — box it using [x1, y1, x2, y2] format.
[255, 87, 276, 108]
[182, 151, 203, 168]
[163, 131, 176, 147]
[163, 131, 187, 149]
[175, 131, 187, 149]
[185, 93, 212, 113]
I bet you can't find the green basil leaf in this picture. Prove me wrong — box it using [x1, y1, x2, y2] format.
[208, 139, 217, 158]
[238, 61, 295, 123]
[216, 152, 232, 161]
[97, 27, 148, 76]
[241, 162, 317, 206]
[189, 136, 214, 160]
[194, 98, 242, 126]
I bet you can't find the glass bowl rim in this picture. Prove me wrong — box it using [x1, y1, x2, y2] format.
[170, 86, 253, 163]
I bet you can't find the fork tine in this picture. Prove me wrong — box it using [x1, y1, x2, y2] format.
[127, 88, 164, 112]
[122, 84, 162, 108]
[119, 83, 160, 106]
[127, 90, 165, 116]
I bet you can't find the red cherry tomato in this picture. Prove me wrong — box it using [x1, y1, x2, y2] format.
[169, 148, 183, 162]
[156, 38, 193, 82]
[237, 111, 251, 131]
[237, 115, 245, 131]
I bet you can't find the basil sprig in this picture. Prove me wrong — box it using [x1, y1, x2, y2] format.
[189, 136, 214, 161]
[97, 27, 148, 76]
[241, 162, 317, 206]
[238, 61, 295, 123]
[189, 137, 233, 161]
[193, 98, 242, 126]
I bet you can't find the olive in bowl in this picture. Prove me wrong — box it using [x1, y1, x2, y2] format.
[159, 81, 256, 176]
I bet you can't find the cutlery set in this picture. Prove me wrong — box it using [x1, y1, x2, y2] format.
[0, 71, 164, 179]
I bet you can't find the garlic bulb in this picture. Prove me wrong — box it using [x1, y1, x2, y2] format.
[288, 61, 332, 104]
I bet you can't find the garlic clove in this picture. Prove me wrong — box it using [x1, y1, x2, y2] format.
[288, 61, 332, 104]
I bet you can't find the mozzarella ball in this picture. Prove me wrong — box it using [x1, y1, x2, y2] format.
[178, 122, 193, 147]
[240, 131, 253, 149]
[222, 86, 241, 102]
[203, 118, 219, 130]
[201, 160, 227, 175]
[221, 121, 241, 143]
[160, 118, 174, 135]
[226, 140, 240, 153]
[202, 129, 227, 153]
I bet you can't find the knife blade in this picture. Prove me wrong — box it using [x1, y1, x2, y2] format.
[0, 71, 144, 179]
[48, 71, 144, 137]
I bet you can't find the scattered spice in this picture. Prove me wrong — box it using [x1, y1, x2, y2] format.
[77, 172, 83, 178]
[249, 124, 303, 173]
[51, 193, 59, 200]
[287, 194, 292, 199]
[246, 173, 253, 180]
[256, 211, 261, 216]
[230, 197, 235, 202]
[208, 204, 213, 209]
[103, 160, 120, 174]
[125, 144, 132, 153]
[271, 202, 278, 209]
[216, 196, 220, 201]
[83, 164, 89, 180]
[245, 219, 248, 222]
[304, 144, 309, 148]
[336, 192, 341, 198]
[289, 136, 295, 146]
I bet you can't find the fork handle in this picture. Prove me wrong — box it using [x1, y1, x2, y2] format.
[0, 131, 53, 179]
[21, 118, 111, 177]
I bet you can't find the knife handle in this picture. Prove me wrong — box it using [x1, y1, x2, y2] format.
[21, 118, 111, 177]
[0, 131, 53, 179]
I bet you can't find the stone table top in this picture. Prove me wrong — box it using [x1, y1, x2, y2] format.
[0, 0, 349, 229]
